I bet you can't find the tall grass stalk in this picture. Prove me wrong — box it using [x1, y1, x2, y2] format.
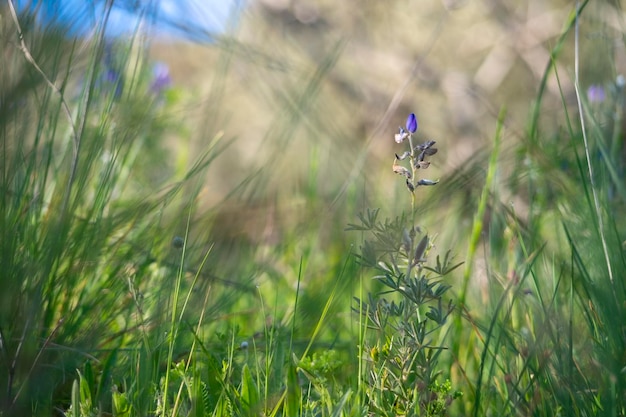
[572, 0, 613, 286]
[167, 211, 215, 417]
[451, 1, 626, 415]
[0, 4, 225, 415]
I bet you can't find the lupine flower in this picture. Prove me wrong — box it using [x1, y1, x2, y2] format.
[405, 113, 418, 133]
[150, 62, 172, 94]
[395, 127, 409, 143]
[392, 112, 439, 193]
[587, 85, 605, 103]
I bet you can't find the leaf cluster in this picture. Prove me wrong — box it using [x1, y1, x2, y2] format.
[350, 208, 462, 416]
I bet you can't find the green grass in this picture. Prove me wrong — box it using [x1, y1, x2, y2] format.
[1, 1, 625, 416]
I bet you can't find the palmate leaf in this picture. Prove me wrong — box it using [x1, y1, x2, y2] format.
[354, 240, 378, 268]
[425, 299, 455, 325]
[423, 250, 464, 276]
[373, 272, 401, 291]
[345, 208, 380, 231]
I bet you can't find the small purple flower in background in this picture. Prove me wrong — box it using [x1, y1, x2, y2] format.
[405, 113, 418, 133]
[105, 68, 119, 83]
[150, 62, 172, 95]
[100, 42, 124, 98]
[587, 85, 606, 103]
[98, 66, 123, 98]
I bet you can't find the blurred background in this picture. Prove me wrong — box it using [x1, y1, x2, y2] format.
[13, 4, 621, 177]
[11, 0, 626, 291]
[5, 0, 624, 292]
[4, 1, 626, 414]
[159, 0, 621, 253]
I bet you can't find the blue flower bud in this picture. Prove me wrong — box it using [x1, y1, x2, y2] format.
[172, 236, 184, 249]
[417, 178, 439, 186]
[405, 113, 418, 133]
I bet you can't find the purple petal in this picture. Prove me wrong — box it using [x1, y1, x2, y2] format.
[395, 127, 408, 143]
[587, 85, 605, 103]
[150, 62, 172, 94]
[405, 113, 418, 133]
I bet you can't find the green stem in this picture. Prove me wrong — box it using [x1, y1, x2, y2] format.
[407, 134, 417, 282]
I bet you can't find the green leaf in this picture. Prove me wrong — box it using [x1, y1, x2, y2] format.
[284, 358, 301, 416]
[71, 378, 80, 417]
[96, 349, 117, 404]
[331, 389, 352, 417]
[78, 370, 92, 410]
[240, 363, 259, 415]
[112, 386, 131, 417]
